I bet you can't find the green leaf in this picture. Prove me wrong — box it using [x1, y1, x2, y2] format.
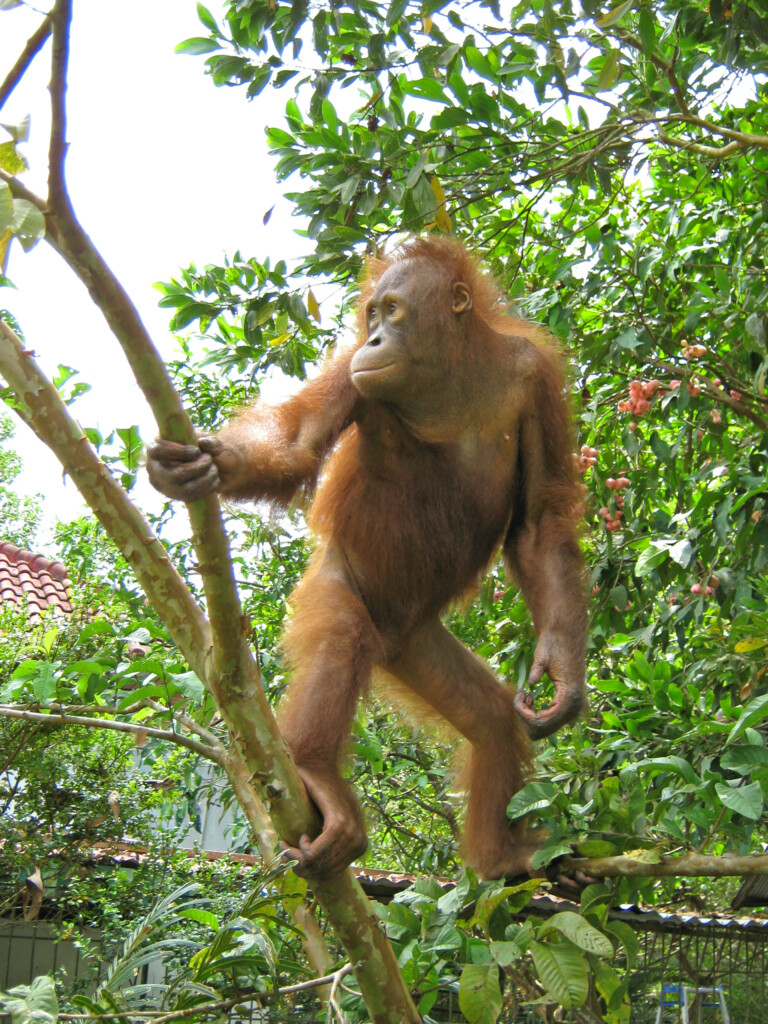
[726, 694, 768, 745]
[530, 940, 589, 1009]
[196, 3, 218, 32]
[635, 756, 699, 786]
[635, 544, 668, 576]
[596, 0, 635, 29]
[721, 746, 768, 772]
[531, 839, 572, 869]
[411, 174, 437, 219]
[668, 539, 694, 567]
[0, 141, 25, 175]
[458, 963, 502, 1024]
[170, 671, 205, 703]
[597, 49, 620, 91]
[175, 37, 222, 55]
[386, 0, 408, 25]
[506, 781, 555, 822]
[464, 45, 495, 81]
[638, 7, 655, 54]
[715, 781, 764, 820]
[475, 879, 540, 932]
[604, 920, 640, 967]
[406, 151, 428, 189]
[0, 181, 12, 234]
[538, 912, 614, 957]
[177, 907, 219, 930]
[116, 425, 143, 471]
[31, 663, 56, 702]
[649, 431, 672, 462]
[0, 976, 58, 1024]
[490, 939, 523, 966]
[574, 839, 619, 857]
[401, 78, 448, 103]
[11, 199, 45, 251]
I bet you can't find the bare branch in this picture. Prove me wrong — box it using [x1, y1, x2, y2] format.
[658, 129, 743, 159]
[0, 13, 52, 113]
[564, 851, 768, 878]
[47, 0, 72, 210]
[0, 704, 219, 761]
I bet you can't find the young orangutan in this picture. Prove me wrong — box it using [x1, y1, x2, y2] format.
[147, 236, 587, 881]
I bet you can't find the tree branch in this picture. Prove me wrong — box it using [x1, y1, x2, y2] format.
[0, 318, 211, 672]
[564, 851, 768, 878]
[47, 0, 72, 210]
[0, 13, 52, 113]
[658, 129, 743, 159]
[0, 704, 219, 761]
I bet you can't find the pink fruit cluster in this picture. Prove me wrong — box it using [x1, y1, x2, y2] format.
[599, 473, 630, 532]
[577, 444, 599, 473]
[599, 507, 623, 532]
[617, 379, 660, 424]
[683, 342, 707, 360]
[691, 576, 719, 597]
[606, 475, 630, 491]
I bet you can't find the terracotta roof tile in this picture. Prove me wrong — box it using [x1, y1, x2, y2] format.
[0, 541, 72, 623]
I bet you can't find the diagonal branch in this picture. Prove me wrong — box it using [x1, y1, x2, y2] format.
[0, 13, 52, 113]
[0, 317, 211, 673]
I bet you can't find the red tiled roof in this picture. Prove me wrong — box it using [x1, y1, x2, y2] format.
[0, 541, 72, 622]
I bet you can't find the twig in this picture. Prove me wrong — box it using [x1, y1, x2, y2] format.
[0, 13, 52, 113]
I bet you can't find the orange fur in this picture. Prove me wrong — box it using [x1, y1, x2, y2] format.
[211, 237, 586, 880]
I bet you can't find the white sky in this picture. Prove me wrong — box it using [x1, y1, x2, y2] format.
[1, 0, 308, 533]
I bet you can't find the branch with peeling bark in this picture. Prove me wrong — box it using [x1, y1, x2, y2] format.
[564, 851, 768, 879]
[0, 4, 418, 1019]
